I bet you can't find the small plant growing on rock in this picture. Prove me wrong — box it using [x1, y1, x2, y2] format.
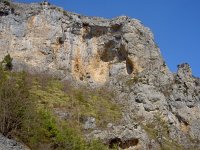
[125, 74, 144, 87]
[1, 54, 13, 71]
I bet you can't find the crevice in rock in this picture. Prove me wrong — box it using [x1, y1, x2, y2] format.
[175, 113, 189, 126]
[117, 44, 127, 61]
[126, 58, 133, 74]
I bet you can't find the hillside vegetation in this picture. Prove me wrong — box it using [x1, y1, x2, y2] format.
[0, 55, 122, 150]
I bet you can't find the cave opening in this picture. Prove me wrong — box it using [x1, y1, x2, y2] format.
[126, 58, 133, 74]
[109, 138, 122, 149]
[100, 50, 115, 62]
[100, 41, 116, 62]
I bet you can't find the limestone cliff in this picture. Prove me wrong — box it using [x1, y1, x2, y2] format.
[0, 1, 200, 150]
[0, 2, 170, 85]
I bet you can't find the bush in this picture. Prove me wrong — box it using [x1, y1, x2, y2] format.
[20, 108, 87, 150]
[1, 54, 13, 70]
[0, 70, 33, 137]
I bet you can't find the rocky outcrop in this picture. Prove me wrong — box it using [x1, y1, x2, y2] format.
[0, 134, 29, 150]
[87, 124, 150, 150]
[0, 1, 200, 149]
[0, 2, 170, 85]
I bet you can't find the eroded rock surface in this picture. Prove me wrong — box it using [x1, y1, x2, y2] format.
[0, 2, 168, 85]
[0, 2, 200, 149]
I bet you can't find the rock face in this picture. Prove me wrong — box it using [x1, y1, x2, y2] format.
[0, 134, 29, 150]
[0, 2, 168, 85]
[0, 1, 200, 150]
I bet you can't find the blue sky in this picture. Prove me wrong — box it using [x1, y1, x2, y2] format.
[17, 0, 200, 77]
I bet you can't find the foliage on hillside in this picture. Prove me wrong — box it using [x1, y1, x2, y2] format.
[0, 56, 121, 150]
[30, 76, 121, 129]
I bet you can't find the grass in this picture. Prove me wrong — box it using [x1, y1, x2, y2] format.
[28, 76, 121, 149]
[30, 77, 122, 129]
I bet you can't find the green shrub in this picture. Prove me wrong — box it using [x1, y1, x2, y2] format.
[19, 107, 87, 150]
[20, 107, 109, 150]
[1, 54, 13, 70]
